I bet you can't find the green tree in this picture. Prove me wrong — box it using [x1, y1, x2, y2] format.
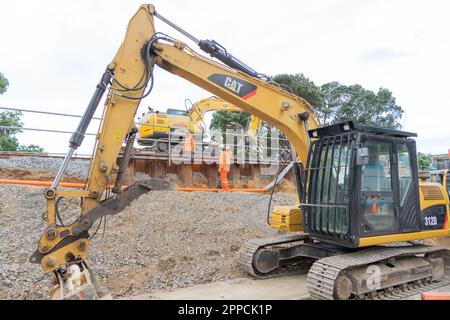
[272, 73, 326, 122]
[0, 72, 44, 153]
[418, 152, 432, 171]
[210, 111, 249, 131]
[210, 73, 325, 130]
[210, 74, 403, 133]
[321, 82, 404, 129]
[0, 72, 9, 94]
[269, 74, 326, 160]
[18, 144, 45, 153]
[0, 111, 22, 151]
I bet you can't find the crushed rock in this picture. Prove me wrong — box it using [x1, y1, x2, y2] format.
[0, 156, 90, 179]
[0, 184, 295, 299]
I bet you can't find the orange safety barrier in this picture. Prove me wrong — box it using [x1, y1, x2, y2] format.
[0, 179, 86, 188]
[421, 292, 450, 300]
[177, 187, 265, 193]
[0, 179, 265, 193]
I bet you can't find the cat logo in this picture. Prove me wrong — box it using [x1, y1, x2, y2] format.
[224, 77, 244, 94]
[208, 74, 257, 100]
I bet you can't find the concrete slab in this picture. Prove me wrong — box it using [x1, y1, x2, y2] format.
[127, 275, 310, 300]
[126, 276, 450, 300]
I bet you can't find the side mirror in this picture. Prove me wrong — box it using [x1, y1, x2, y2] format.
[357, 147, 369, 166]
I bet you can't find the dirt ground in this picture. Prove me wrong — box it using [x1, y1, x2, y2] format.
[1, 156, 449, 300]
[0, 168, 85, 183]
[0, 158, 298, 193]
[0, 184, 296, 299]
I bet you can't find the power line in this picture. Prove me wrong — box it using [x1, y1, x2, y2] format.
[0, 125, 97, 136]
[0, 106, 102, 120]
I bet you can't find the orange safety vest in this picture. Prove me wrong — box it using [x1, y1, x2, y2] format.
[184, 135, 195, 153]
[219, 149, 232, 172]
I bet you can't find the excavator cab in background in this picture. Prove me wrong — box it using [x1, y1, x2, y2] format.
[136, 96, 263, 151]
[429, 169, 450, 198]
[137, 107, 193, 151]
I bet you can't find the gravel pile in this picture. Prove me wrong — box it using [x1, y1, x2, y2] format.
[0, 156, 90, 179]
[0, 184, 296, 299]
[0, 186, 53, 299]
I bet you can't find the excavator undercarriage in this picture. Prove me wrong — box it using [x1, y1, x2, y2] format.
[238, 234, 450, 300]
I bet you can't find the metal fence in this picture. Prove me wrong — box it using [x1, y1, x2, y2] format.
[0, 106, 292, 164]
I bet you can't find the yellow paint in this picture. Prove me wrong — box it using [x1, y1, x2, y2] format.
[153, 42, 318, 165]
[35, 4, 317, 275]
[113, 130, 122, 141]
[41, 239, 89, 273]
[271, 206, 303, 232]
[137, 96, 264, 142]
[359, 229, 449, 247]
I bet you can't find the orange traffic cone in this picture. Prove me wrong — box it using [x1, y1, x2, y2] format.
[371, 198, 378, 214]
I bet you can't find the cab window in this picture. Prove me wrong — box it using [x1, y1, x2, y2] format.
[360, 142, 395, 233]
[167, 109, 188, 116]
[397, 143, 413, 207]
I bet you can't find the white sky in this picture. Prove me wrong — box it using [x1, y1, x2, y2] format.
[0, 0, 449, 155]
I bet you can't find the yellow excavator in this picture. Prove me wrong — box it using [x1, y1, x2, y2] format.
[136, 107, 192, 151]
[430, 170, 450, 198]
[188, 96, 263, 136]
[31, 4, 450, 300]
[136, 96, 263, 151]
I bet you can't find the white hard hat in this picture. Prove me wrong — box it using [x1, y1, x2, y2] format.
[219, 144, 225, 150]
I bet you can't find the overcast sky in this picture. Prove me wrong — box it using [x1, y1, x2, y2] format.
[0, 0, 449, 155]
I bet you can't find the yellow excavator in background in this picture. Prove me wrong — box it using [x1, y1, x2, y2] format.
[31, 4, 450, 300]
[188, 96, 263, 136]
[420, 169, 450, 199]
[136, 96, 263, 151]
[137, 107, 191, 151]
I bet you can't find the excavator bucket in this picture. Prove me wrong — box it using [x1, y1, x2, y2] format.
[50, 262, 111, 300]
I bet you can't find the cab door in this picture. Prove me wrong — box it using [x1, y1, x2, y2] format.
[358, 140, 398, 236]
[392, 142, 421, 232]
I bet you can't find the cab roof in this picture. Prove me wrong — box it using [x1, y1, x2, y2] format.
[309, 121, 417, 139]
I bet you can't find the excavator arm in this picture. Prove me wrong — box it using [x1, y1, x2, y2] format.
[189, 96, 262, 136]
[31, 4, 318, 299]
[152, 40, 317, 164]
[189, 97, 243, 125]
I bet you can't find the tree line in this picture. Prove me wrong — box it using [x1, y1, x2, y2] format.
[211, 73, 404, 130]
[0, 72, 44, 152]
[210, 73, 433, 169]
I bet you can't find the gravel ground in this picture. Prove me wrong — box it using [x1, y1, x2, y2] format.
[0, 156, 90, 179]
[0, 184, 295, 299]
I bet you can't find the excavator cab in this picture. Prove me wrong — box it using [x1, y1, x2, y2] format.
[241, 122, 449, 299]
[301, 121, 421, 248]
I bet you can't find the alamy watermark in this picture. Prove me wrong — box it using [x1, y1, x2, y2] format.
[167, 128, 288, 174]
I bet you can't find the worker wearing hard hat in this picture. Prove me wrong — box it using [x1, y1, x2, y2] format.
[218, 144, 232, 191]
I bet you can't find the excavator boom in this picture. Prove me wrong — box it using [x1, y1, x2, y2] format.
[31, 4, 317, 299]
